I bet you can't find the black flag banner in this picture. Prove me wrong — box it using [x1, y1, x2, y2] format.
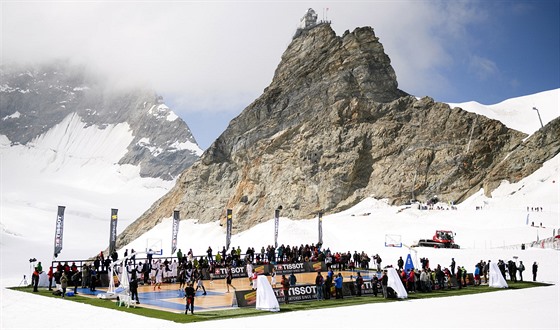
[318, 211, 323, 245]
[274, 209, 280, 248]
[53, 206, 65, 257]
[109, 209, 118, 255]
[171, 210, 180, 255]
[226, 209, 232, 250]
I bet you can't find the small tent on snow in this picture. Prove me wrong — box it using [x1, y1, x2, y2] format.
[255, 275, 280, 312]
[488, 262, 508, 288]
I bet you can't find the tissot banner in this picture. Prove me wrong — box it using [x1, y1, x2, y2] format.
[109, 209, 118, 254]
[171, 210, 180, 255]
[274, 209, 280, 248]
[275, 262, 307, 274]
[210, 265, 248, 280]
[53, 206, 65, 257]
[226, 209, 232, 250]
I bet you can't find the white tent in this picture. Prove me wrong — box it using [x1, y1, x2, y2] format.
[386, 267, 408, 299]
[255, 275, 280, 312]
[488, 262, 508, 288]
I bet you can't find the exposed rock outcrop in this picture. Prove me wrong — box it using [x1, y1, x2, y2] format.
[482, 117, 560, 193]
[116, 22, 558, 247]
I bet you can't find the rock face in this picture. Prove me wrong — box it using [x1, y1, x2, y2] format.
[0, 62, 201, 180]
[116, 22, 558, 247]
[482, 117, 560, 193]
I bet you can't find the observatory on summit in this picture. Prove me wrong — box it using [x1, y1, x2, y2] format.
[294, 8, 331, 38]
[299, 8, 318, 29]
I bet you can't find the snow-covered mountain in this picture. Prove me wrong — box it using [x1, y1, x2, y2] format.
[0, 62, 203, 180]
[447, 89, 559, 136]
[0, 63, 203, 272]
[1, 142, 559, 329]
[0, 89, 558, 329]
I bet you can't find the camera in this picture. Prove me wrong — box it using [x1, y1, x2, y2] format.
[29, 258, 37, 263]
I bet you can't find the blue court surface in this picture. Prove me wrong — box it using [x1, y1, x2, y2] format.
[75, 282, 236, 313]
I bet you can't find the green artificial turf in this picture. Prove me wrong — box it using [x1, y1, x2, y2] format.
[10, 281, 551, 324]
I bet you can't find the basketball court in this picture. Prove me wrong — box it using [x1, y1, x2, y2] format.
[75, 269, 377, 313]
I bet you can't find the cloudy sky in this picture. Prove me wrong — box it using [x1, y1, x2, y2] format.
[2, 1, 559, 149]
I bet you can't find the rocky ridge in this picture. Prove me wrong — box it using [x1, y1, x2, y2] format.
[116, 22, 558, 247]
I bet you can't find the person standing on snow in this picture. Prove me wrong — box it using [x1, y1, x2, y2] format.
[315, 271, 324, 300]
[334, 273, 343, 299]
[532, 262, 538, 281]
[31, 267, 40, 292]
[48, 266, 55, 291]
[518, 261, 525, 281]
[176, 248, 183, 262]
[381, 270, 389, 298]
[450, 258, 456, 276]
[206, 246, 213, 263]
[130, 277, 140, 304]
[355, 271, 364, 296]
[456, 266, 462, 289]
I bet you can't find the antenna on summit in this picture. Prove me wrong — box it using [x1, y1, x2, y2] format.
[322, 7, 330, 23]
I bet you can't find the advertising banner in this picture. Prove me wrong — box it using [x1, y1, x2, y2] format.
[210, 265, 248, 280]
[234, 271, 384, 306]
[308, 261, 325, 272]
[274, 209, 280, 248]
[53, 206, 65, 257]
[109, 209, 118, 254]
[226, 209, 232, 250]
[274, 262, 306, 275]
[236, 284, 319, 307]
[171, 210, 180, 255]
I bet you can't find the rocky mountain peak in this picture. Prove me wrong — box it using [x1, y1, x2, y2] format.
[206, 22, 406, 165]
[115, 16, 558, 247]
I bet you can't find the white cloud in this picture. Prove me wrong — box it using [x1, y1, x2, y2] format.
[469, 54, 500, 80]
[2, 1, 489, 111]
[7, 1, 522, 149]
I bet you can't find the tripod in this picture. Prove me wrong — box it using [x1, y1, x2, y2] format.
[19, 275, 28, 286]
